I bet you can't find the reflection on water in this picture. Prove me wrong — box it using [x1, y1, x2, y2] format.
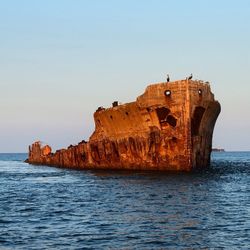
[0, 152, 249, 249]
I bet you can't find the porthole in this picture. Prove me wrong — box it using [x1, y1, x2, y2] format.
[165, 90, 171, 97]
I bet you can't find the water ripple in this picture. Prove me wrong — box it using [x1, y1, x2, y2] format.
[0, 152, 249, 249]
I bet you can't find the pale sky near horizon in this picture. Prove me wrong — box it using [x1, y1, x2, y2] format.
[0, 0, 250, 152]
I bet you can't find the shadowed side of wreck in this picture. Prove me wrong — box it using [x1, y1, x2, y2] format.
[27, 80, 220, 171]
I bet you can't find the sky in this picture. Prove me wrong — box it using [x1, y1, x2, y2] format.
[0, 0, 250, 152]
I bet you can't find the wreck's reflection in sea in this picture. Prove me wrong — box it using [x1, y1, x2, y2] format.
[0, 152, 249, 249]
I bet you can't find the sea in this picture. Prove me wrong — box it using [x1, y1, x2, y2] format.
[0, 152, 249, 249]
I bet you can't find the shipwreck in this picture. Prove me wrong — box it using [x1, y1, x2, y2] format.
[27, 79, 221, 171]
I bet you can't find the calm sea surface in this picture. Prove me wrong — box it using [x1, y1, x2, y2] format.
[0, 152, 249, 249]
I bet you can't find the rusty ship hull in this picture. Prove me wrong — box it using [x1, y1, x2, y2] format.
[27, 80, 221, 171]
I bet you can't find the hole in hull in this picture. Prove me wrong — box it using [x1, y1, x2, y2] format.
[156, 107, 170, 122]
[166, 115, 177, 127]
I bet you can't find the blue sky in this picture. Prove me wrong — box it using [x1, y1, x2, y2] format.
[0, 0, 250, 152]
